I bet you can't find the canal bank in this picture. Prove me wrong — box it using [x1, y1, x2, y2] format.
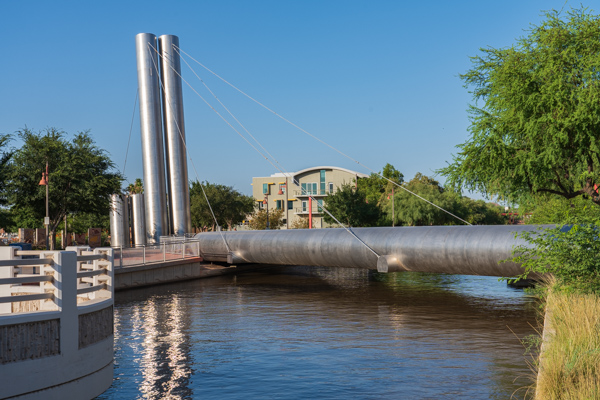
[113, 258, 270, 290]
[534, 287, 600, 399]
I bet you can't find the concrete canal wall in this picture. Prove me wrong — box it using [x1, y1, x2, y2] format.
[0, 247, 114, 400]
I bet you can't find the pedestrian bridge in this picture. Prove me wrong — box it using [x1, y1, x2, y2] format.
[196, 225, 548, 277]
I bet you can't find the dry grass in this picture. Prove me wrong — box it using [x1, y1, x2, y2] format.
[535, 285, 600, 400]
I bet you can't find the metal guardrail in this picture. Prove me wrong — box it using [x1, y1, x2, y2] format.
[113, 238, 201, 268]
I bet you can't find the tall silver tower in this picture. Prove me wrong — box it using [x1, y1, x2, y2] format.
[135, 33, 169, 242]
[159, 35, 192, 236]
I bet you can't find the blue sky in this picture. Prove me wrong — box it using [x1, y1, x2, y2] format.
[0, 0, 587, 197]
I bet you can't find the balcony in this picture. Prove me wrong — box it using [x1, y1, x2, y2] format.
[293, 190, 329, 197]
[295, 207, 324, 215]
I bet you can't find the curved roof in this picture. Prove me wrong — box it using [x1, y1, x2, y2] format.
[292, 166, 369, 180]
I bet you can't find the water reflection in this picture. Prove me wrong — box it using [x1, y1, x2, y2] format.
[99, 267, 538, 400]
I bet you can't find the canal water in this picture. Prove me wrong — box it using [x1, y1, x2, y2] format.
[97, 267, 539, 400]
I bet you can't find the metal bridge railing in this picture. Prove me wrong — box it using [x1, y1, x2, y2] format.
[113, 238, 201, 268]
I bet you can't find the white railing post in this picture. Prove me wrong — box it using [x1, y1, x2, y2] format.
[143, 245, 146, 265]
[0, 246, 18, 314]
[163, 242, 166, 262]
[93, 248, 113, 300]
[182, 241, 185, 259]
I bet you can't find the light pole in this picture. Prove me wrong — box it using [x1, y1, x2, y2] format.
[387, 187, 395, 227]
[263, 195, 270, 230]
[38, 161, 49, 249]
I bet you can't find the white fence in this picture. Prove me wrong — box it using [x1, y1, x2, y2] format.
[0, 246, 114, 400]
[113, 238, 201, 268]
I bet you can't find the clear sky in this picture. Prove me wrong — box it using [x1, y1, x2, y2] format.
[0, 0, 588, 197]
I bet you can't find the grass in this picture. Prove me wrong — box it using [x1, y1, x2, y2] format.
[534, 283, 600, 400]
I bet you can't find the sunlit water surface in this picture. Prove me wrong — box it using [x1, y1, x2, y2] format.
[97, 267, 539, 399]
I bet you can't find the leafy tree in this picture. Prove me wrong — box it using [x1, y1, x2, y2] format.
[509, 216, 600, 294]
[440, 8, 600, 206]
[190, 181, 254, 231]
[249, 208, 284, 230]
[357, 163, 404, 205]
[0, 134, 12, 207]
[519, 195, 600, 225]
[127, 178, 143, 194]
[290, 217, 309, 229]
[456, 197, 505, 225]
[7, 128, 122, 248]
[323, 183, 380, 227]
[386, 173, 457, 226]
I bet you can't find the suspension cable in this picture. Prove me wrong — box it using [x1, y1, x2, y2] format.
[175, 45, 471, 226]
[163, 46, 381, 257]
[122, 91, 138, 176]
[147, 42, 231, 252]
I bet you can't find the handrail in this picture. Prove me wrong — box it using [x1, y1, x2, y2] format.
[0, 292, 53, 304]
[0, 258, 54, 267]
[0, 275, 54, 285]
[77, 269, 108, 278]
[76, 284, 107, 295]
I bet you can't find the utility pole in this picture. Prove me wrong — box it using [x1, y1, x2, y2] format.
[39, 161, 49, 249]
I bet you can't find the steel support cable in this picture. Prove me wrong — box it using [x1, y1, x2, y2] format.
[170, 48, 380, 258]
[175, 45, 472, 226]
[147, 42, 231, 252]
[122, 91, 139, 176]
[176, 48, 286, 173]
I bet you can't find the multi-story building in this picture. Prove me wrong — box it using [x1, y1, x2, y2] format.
[251, 166, 369, 229]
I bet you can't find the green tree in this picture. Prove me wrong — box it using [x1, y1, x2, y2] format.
[440, 8, 600, 206]
[387, 173, 458, 226]
[249, 208, 284, 230]
[357, 163, 404, 205]
[323, 183, 380, 227]
[190, 181, 254, 231]
[127, 178, 143, 194]
[7, 128, 122, 248]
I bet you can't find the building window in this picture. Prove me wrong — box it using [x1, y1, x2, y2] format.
[263, 183, 269, 195]
[317, 199, 323, 212]
[288, 200, 294, 210]
[276, 200, 283, 210]
[301, 182, 317, 195]
[279, 183, 286, 194]
[320, 170, 326, 194]
[329, 182, 334, 193]
[302, 201, 307, 212]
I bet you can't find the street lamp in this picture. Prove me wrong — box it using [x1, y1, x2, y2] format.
[387, 187, 395, 227]
[38, 161, 49, 249]
[263, 195, 270, 230]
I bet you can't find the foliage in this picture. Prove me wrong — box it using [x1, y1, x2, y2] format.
[323, 183, 380, 227]
[0, 134, 12, 207]
[509, 211, 600, 294]
[535, 284, 600, 399]
[127, 178, 143, 194]
[440, 8, 600, 206]
[357, 163, 404, 205]
[189, 181, 254, 231]
[385, 173, 461, 226]
[519, 195, 600, 225]
[6, 128, 122, 246]
[249, 208, 284, 230]
[290, 217, 309, 229]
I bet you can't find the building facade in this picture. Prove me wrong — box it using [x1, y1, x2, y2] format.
[251, 166, 369, 229]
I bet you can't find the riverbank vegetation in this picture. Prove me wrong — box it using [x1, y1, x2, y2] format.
[436, 6, 600, 398]
[534, 284, 600, 400]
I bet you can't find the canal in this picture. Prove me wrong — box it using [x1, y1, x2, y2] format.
[97, 266, 539, 399]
